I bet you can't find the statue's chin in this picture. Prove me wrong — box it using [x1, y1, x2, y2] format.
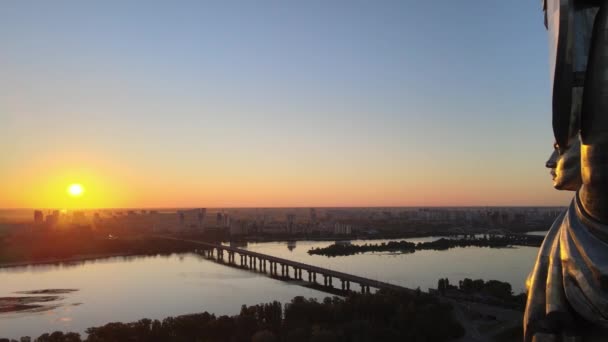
[554, 179, 581, 191]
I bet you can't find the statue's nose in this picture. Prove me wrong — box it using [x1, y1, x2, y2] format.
[546, 150, 559, 168]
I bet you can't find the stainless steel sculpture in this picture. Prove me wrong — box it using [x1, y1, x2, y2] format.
[524, 1, 608, 341]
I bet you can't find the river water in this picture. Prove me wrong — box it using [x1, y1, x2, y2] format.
[0, 235, 545, 339]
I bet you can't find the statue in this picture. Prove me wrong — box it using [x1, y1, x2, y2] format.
[524, 1, 608, 341]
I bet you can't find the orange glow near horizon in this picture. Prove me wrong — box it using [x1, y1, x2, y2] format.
[0, 147, 574, 209]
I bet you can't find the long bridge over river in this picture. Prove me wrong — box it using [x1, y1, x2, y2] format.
[162, 237, 412, 295]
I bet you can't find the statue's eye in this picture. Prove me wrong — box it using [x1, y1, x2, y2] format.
[553, 142, 560, 151]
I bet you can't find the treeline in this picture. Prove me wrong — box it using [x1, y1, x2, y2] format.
[5, 291, 464, 342]
[0, 234, 204, 264]
[437, 277, 526, 309]
[308, 235, 544, 257]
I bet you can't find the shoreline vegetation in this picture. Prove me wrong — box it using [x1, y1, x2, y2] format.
[2, 290, 465, 342]
[0, 230, 547, 269]
[0, 234, 205, 268]
[0, 252, 141, 269]
[307, 235, 545, 257]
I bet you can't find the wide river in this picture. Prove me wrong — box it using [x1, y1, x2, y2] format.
[0, 235, 544, 339]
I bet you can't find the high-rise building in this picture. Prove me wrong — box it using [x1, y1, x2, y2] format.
[198, 208, 207, 230]
[224, 213, 230, 227]
[216, 212, 223, 227]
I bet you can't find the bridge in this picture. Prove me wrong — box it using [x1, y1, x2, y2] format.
[163, 237, 413, 295]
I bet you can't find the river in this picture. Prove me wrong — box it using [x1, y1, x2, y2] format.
[0, 235, 545, 339]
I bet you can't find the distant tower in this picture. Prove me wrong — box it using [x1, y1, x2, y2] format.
[287, 213, 295, 235]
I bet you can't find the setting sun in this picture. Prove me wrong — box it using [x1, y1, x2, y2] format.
[67, 184, 85, 197]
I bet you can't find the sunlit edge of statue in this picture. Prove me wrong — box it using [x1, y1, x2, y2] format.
[524, 1, 608, 341]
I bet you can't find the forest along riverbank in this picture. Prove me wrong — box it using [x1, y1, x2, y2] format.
[307, 235, 544, 257]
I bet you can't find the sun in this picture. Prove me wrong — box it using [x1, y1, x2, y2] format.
[67, 183, 85, 197]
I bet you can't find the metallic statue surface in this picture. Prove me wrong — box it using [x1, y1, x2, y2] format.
[525, 1, 608, 341]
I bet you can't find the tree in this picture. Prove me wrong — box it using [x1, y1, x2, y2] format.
[252, 330, 278, 342]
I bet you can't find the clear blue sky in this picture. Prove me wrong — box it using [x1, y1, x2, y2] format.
[0, 1, 572, 208]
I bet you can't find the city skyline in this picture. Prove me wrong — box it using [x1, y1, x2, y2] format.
[0, 1, 571, 209]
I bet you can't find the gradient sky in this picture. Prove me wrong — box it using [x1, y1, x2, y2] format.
[0, 1, 573, 208]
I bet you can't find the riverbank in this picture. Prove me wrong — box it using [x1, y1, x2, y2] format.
[0, 252, 140, 269]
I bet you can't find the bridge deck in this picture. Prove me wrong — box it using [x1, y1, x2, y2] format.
[166, 237, 412, 293]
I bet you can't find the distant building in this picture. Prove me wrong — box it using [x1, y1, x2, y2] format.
[198, 208, 206, 229]
[177, 209, 207, 231]
[230, 219, 245, 236]
[334, 222, 352, 235]
[286, 213, 295, 234]
[34, 210, 43, 224]
[179, 211, 185, 226]
[216, 212, 223, 227]
[43, 211, 60, 229]
[310, 208, 317, 224]
[223, 213, 230, 227]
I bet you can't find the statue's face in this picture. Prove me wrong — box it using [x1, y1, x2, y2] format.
[545, 137, 582, 191]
